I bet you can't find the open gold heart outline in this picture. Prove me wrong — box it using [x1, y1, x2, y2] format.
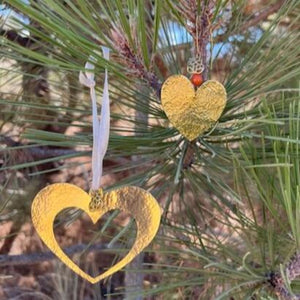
[31, 183, 161, 284]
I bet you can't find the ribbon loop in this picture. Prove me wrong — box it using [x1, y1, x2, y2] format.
[79, 72, 95, 88]
[80, 47, 110, 191]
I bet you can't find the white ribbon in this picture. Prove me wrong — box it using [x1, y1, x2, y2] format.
[79, 47, 110, 190]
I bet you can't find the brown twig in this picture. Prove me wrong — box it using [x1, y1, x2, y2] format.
[177, 0, 215, 80]
[0, 29, 32, 47]
[240, 0, 285, 32]
[1, 136, 84, 161]
[0, 243, 117, 267]
[215, 0, 286, 42]
[1, 27, 51, 99]
[153, 53, 170, 79]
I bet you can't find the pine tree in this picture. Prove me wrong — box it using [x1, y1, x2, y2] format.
[1, 0, 300, 299]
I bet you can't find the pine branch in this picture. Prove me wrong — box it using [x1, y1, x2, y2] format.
[269, 253, 300, 300]
[173, 0, 287, 169]
[175, 1, 216, 166]
[110, 28, 162, 98]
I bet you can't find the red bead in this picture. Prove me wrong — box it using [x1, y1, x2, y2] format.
[190, 73, 203, 87]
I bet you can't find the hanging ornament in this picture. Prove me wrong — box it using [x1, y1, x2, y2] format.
[31, 184, 160, 284]
[161, 55, 227, 141]
[31, 47, 161, 284]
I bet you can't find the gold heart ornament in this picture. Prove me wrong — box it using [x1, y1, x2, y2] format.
[161, 75, 227, 141]
[31, 183, 161, 284]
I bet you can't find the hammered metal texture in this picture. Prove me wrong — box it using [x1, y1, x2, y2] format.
[31, 183, 161, 284]
[161, 75, 227, 141]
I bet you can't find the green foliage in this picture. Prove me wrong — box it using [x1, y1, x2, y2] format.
[1, 0, 300, 298]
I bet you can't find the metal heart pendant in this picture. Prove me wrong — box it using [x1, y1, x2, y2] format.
[161, 75, 227, 141]
[31, 183, 161, 284]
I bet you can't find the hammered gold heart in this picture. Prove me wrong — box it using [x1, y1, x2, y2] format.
[31, 183, 161, 284]
[161, 75, 227, 141]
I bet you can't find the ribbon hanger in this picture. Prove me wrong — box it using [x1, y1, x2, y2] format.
[31, 46, 160, 284]
[79, 47, 110, 191]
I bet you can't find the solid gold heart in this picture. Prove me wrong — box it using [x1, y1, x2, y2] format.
[161, 75, 227, 141]
[31, 183, 161, 284]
